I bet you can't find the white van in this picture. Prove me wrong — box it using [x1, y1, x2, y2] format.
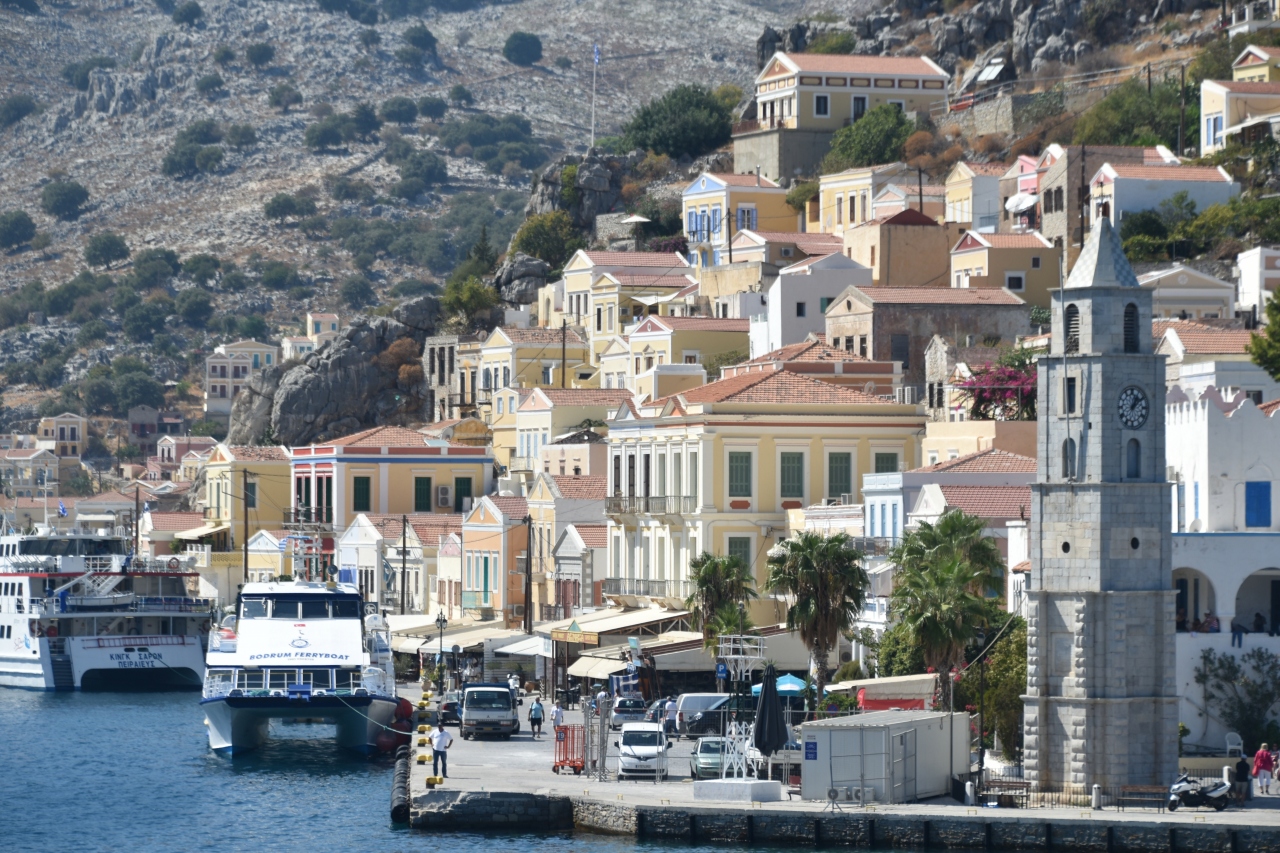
[675, 692, 729, 738]
[616, 721, 672, 780]
[460, 683, 519, 739]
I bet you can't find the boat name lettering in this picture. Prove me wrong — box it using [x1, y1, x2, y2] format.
[247, 652, 351, 660]
[109, 652, 163, 662]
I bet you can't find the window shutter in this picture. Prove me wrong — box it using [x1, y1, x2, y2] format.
[728, 451, 752, 497]
[780, 452, 804, 498]
[737, 207, 745, 230]
[414, 477, 433, 513]
[353, 477, 371, 512]
[828, 453, 851, 499]
[1246, 481, 1272, 528]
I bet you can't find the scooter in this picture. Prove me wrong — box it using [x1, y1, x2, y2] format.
[1168, 774, 1231, 811]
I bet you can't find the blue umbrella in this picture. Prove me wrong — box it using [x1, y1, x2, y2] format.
[752, 673, 806, 696]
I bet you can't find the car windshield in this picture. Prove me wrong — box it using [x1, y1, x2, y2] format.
[616, 699, 646, 711]
[698, 740, 726, 754]
[622, 731, 662, 748]
[465, 690, 511, 710]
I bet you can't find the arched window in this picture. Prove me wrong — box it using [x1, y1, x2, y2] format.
[1062, 437, 1077, 480]
[1126, 438, 1141, 479]
[1064, 304, 1080, 353]
[1123, 303, 1139, 353]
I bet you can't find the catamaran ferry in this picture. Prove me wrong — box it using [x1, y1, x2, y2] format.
[0, 528, 214, 690]
[201, 579, 400, 754]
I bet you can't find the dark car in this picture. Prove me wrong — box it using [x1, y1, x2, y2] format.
[644, 699, 666, 723]
[439, 690, 462, 724]
[684, 696, 731, 737]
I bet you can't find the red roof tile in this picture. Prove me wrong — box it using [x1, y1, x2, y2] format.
[536, 388, 635, 407]
[1011, 560, 1031, 573]
[1106, 165, 1231, 182]
[582, 251, 689, 268]
[226, 445, 289, 461]
[779, 53, 946, 77]
[609, 273, 693, 288]
[1261, 398, 1280, 416]
[856, 287, 1025, 305]
[145, 512, 206, 531]
[1210, 79, 1280, 94]
[328, 426, 428, 448]
[365, 512, 464, 544]
[912, 448, 1036, 474]
[572, 524, 609, 549]
[551, 475, 607, 500]
[652, 316, 750, 332]
[672, 369, 893, 406]
[488, 495, 529, 518]
[980, 233, 1052, 249]
[937, 485, 1032, 520]
[1158, 320, 1255, 355]
[499, 327, 588, 345]
[747, 339, 867, 364]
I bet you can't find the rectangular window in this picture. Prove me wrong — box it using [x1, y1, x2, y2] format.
[890, 334, 909, 369]
[828, 452, 852, 499]
[414, 477, 433, 513]
[352, 477, 371, 513]
[814, 94, 830, 117]
[244, 482, 257, 509]
[728, 451, 752, 498]
[852, 95, 866, 121]
[657, 455, 666, 497]
[819, 297, 832, 314]
[836, 195, 844, 224]
[1031, 256, 1041, 269]
[1194, 482, 1200, 519]
[1065, 377, 1077, 414]
[1246, 481, 1272, 528]
[690, 451, 698, 502]
[874, 453, 898, 474]
[727, 536, 751, 565]
[795, 302, 807, 318]
[780, 452, 804, 498]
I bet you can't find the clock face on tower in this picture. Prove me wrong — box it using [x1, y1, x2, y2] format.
[1117, 386, 1149, 429]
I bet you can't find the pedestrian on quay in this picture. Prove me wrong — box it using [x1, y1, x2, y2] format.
[664, 695, 677, 736]
[1236, 754, 1253, 805]
[550, 699, 564, 729]
[528, 696, 545, 739]
[430, 721, 453, 779]
[1255, 743, 1275, 795]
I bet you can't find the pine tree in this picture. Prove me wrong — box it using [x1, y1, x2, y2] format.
[470, 224, 496, 270]
[1248, 298, 1280, 380]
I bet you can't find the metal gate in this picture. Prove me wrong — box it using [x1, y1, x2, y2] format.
[891, 729, 917, 803]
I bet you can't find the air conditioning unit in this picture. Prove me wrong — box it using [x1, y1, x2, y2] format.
[894, 387, 917, 404]
[436, 485, 453, 508]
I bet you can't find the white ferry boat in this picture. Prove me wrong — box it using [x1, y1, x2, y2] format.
[0, 528, 213, 690]
[201, 579, 400, 754]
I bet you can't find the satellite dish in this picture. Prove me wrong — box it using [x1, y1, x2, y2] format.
[864, 382, 876, 394]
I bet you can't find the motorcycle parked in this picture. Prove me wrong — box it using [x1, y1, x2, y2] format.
[1168, 774, 1231, 811]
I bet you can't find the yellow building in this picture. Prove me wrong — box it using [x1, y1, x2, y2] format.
[36, 412, 87, 461]
[477, 326, 591, 411]
[944, 161, 1006, 231]
[813, 162, 910, 234]
[1199, 78, 1280, 155]
[1233, 44, 1280, 82]
[729, 229, 844, 267]
[512, 388, 634, 477]
[525, 472, 607, 620]
[461, 495, 529, 625]
[628, 315, 749, 378]
[949, 231, 1061, 309]
[604, 368, 924, 596]
[197, 444, 292, 552]
[681, 172, 795, 269]
[287, 425, 493, 534]
[842, 208, 963, 286]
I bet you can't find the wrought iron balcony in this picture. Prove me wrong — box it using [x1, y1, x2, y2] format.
[604, 495, 696, 518]
[601, 577, 691, 599]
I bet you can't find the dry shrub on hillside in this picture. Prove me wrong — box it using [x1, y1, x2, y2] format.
[377, 338, 422, 372]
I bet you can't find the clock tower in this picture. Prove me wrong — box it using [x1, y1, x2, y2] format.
[1023, 218, 1178, 789]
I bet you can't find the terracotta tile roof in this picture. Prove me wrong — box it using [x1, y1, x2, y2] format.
[499, 327, 588, 345]
[912, 448, 1036, 474]
[937, 485, 1032, 520]
[537, 388, 635, 407]
[747, 339, 867, 363]
[653, 316, 750, 332]
[79, 489, 148, 505]
[145, 512, 206, 531]
[1011, 560, 1031, 574]
[882, 183, 947, 196]
[0, 448, 48, 459]
[1158, 321, 1254, 355]
[1210, 79, 1280, 94]
[609, 273, 693, 288]
[488, 495, 529, 518]
[962, 162, 1008, 176]
[856, 287, 1025, 305]
[571, 524, 609, 549]
[582, 251, 689, 268]
[980, 233, 1051, 249]
[1241, 46, 1280, 59]
[1260, 398, 1280, 416]
[780, 253, 835, 272]
[366, 512, 464, 544]
[551, 475, 607, 500]
[1106, 165, 1231, 182]
[226, 445, 289, 461]
[673, 369, 893, 406]
[780, 53, 946, 77]
[700, 173, 782, 188]
[328, 425, 429, 448]
[673, 282, 699, 299]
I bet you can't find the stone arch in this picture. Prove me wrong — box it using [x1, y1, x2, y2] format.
[1126, 437, 1141, 479]
[1235, 568, 1280, 634]
[1064, 304, 1080, 353]
[1173, 567, 1217, 631]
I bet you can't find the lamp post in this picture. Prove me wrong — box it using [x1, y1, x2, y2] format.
[974, 629, 987, 777]
[435, 610, 448, 693]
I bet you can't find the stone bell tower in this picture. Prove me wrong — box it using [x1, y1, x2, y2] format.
[1022, 219, 1178, 789]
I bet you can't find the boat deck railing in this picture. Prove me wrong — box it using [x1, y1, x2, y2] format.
[81, 635, 199, 649]
[27, 596, 215, 615]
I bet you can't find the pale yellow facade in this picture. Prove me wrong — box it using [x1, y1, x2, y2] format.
[920, 420, 1038, 465]
[681, 172, 796, 268]
[814, 162, 909, 234]
[203, 444, 292, 549]
[460, 496, 528, 625]
[1233, 45, 1280, 82]
[949, 233, 1062, 309]
[842, 214, 964, 286]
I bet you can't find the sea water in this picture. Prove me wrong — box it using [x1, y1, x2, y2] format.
[3, 689, 782, 853]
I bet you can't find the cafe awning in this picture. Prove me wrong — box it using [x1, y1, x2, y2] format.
[391, 635, 426, 654]
[1004, 192, 1038, 213]
[174, 523, 230, 541]
[567, 656, 629, 679]
[494, 635, 552, 657]
[416, 624, 524, 655]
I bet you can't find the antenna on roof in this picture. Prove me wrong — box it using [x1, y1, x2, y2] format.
[755, 165, 760, 187]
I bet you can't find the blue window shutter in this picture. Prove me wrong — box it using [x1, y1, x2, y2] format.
[711, 207, 721, 235]
[750, 209, 757, 229]
[1246, 481, 1272, 528]
[736, 207, 745, 230]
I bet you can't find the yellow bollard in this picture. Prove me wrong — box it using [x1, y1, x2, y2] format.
[427, 776, 444, 785]
[417, 701, 428, 709]
[418, 737, 428, 747]
[416, 754, 427, 764]
[417, 725, 428, 734]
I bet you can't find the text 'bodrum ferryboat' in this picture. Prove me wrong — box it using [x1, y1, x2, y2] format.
[201, 577, 399, 754]
[0, 527, 213, 691]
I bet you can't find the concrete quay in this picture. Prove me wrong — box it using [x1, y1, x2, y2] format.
[397, 693, 1280, 849]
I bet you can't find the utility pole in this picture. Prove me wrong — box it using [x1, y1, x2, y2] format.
[523, 514, 533, 634]
[133, 485, 140, 557]
[400, 513, 409, 616]
[917, 166, 925, 213]
[590, 44, 599, 149]
[560, 319, 567, 388]
[1146, 62, 1152, 95]
[1179, 64, 1187, 157]
[241, 469, 250, 587]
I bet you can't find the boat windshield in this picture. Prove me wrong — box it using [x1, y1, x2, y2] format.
[17, 538, 126, 556]
[240, 595, 362, 620]
[465, 690, 512, 711]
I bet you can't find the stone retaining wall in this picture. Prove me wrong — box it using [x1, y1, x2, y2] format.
[410, 791, 1280, 852]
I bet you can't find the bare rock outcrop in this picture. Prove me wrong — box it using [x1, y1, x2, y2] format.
[491, 252, 551, 305]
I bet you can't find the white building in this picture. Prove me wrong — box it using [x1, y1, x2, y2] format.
[1090, 163, 1239, 230]
[748, 253, 873, 359]
[1136, 264, 1236, 320]
[204, 340, 281, 422]
[1237, 245, 1280, 323]
[281, 336, 315, 361]
[1155, 319, 1268, 398]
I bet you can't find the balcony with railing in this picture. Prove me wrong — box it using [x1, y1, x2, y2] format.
[509, 456, 540, 473]
[605, 495, 697, 519]
[461, 590, 492, 610]
[732, 116, 798, 135]
[284, 507, 333, 527]
[601, 577, 692, 600]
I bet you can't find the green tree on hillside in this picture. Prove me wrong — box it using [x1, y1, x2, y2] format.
[823, 104, 912, 171]
[503, 32, 542, 66]
[0, 210, 36, 250]
[268, 84, 302, 113]
[41, 181, 89, 220]
[511, 210, 584, 271]
[1072, 78, 1197, 152]
[171, 1, 203, 26]
[623, 84, 731, 159]
[245, 43, 275, 68]
[84, 232, 130, 269]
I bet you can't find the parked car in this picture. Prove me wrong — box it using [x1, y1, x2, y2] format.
[644, 699, 666, 723]
[675, 692, 729, 738]
[615, 722, 673, 780]
[690, 736, 729, 780]
[460, 683, 519, 739]
[609, 697, 649, 730]
[439, 690, 461, 724]
[684, 696, 731, 737]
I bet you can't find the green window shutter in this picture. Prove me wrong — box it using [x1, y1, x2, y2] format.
[780, 452, 804, 498]
[728, 451, 752, 498]
[874, 453, 899, 474]
[828, 452, 852, 499]
[244, 482, 257, 509]
[352, 477, 371, 512]
[727, 537, 751, 565]
[414, 477, 433, 513]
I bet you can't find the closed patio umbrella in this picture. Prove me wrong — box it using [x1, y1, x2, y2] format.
[753, 664, 789, 778]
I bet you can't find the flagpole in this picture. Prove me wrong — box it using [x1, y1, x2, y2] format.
[591, 44, 598, 149]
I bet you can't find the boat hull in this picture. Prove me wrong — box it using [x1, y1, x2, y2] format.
[0, 634, 206, 691]
[201, 694, 399, 754]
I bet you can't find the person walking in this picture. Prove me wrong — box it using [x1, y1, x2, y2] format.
[1254, 743, 1275, 795]
[1236, 754, 1253, 805]
[664, 695, 677, 736]
[528, 696, 545, 739]
[550, 700, 564, 729]
[430, 721, 453, 779]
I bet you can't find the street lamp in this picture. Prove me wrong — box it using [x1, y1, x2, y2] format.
[973, 629, 988, 777]
[435, 610, 448, 693]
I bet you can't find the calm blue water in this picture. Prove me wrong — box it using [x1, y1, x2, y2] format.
[2, 690, 780, 853]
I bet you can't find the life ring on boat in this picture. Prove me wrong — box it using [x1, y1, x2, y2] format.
[167, 557, 180, 569]
[44, 624, 57, 638]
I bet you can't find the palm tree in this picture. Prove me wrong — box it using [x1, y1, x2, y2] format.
[684, 552, 758, 644]
[765, 531, 869, 702]
[702, 602, 756, 653]
[890, 509, 1004, 596]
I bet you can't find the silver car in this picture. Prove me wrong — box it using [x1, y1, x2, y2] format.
[690, 736, 729, 779]
[609, 697, 649, 729]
